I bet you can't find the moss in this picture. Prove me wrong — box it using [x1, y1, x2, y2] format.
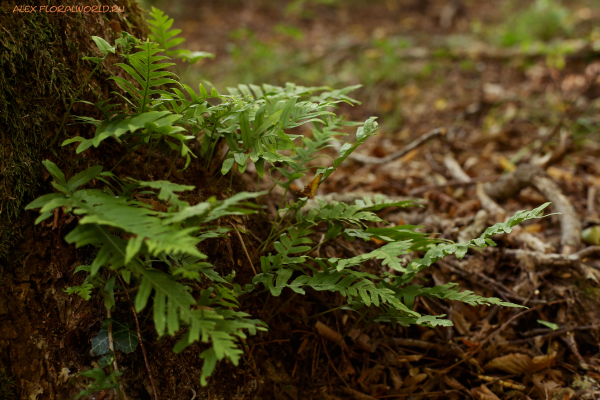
[0, 0, 147, 261]
[0, 5, 78, 259]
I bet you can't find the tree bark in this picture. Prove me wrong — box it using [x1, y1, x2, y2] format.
[0, 1, 147, 398]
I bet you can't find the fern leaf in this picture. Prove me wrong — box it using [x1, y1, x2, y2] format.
[110, 40, 179, 113]
[399, 202, 553, 283]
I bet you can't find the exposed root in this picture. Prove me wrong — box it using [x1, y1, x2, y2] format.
[502, 246, 600, 280]
[483, 164, 582, 254]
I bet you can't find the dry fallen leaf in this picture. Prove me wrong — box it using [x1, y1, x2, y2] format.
[471, 384, 501, 400]
[299, 173, 322, 198]
[484, 353, 534, 374]
[315, 321, 348, 350]
[396, 354, 423, 363]
[403, 373, 427, 387]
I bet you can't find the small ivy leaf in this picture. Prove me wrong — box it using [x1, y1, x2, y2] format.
[90, 319, 139, 356]
[90, 322, 110, 356]
[112, 320, 139, 353]
[98, 352, 115, 368]
[91, 36, 116, 55]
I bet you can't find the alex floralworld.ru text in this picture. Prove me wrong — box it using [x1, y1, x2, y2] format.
[13, 5, 125, 13]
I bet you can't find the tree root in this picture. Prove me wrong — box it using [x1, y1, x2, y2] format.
[484, 164, 582, 255]
[502, 246, 600, 280]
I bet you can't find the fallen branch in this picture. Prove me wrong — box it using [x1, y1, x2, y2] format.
[349, 127, 445, 164]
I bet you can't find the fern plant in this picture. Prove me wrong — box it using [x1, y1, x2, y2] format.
[26, 161, 267, 384]
[29, 9, 555, 392]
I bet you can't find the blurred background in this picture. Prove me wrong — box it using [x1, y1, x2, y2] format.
[134, 0, 600, 134]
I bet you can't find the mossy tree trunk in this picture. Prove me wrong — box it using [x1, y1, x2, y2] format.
[0, 1, 147, 398]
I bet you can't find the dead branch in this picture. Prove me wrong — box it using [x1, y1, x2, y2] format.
[349, 127, 445, 164]
[483, 163, 582, 254]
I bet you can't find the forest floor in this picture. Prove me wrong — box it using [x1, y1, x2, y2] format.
[125, 0, 600, 398]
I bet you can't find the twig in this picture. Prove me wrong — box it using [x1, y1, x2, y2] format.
[476, 375, 526, 391]
[562, 332, 589, 370]
[508, 324, 600, 344]
[349, 127, 445, 164]
[104, 305, 120, 374]
[230, 222, 258, 275]
[104, 305, 127, 400]
[118, 277, 159, 400]
[321, 338, 351, 390]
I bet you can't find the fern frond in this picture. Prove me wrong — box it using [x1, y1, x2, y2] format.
[324, 240, 414, 272]
[148, 7, 186, 58]
[397, 202, 553, 284]
[396, 283, 524, 310]
[110, 40, 179, 113]
[148, 7, 215, 65]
